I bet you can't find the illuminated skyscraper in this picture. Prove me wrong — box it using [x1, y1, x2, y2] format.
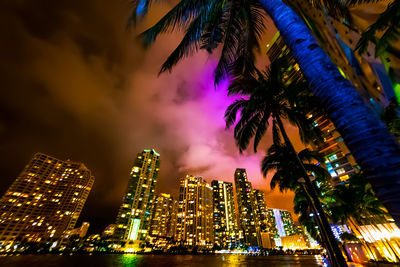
[0, 153, 94, 249]
[269, 209, 295, 238]
[69, 222, 90, 238]
[253, 189, 270, 233]
[234, 168, 260, 247]
[175, 175, 213, 247]
[211, 180, 238, 249]
[149, 193, 177, 240]
[266, 209, 279, 238]
[114, 149, 160, 243]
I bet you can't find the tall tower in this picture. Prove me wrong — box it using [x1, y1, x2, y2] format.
[114, 149, 160, 242]
[175, 175, 213, 247]
[148, 193, 177, 241]
[211, 180, 238, 249]
[0, 153, 94, 248]
[253, 189, 270, 233]
[234, 168, 260, 247]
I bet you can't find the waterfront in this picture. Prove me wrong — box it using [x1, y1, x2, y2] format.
[0, 254, 332, 267]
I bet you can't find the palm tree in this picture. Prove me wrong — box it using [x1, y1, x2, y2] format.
[130, 0, 400, 228]
[381, 98, 400, 139]
[224, 57, 323, 153]
[264, 143, 346, 264]
[224, 59, 347, 265]
[354, 0, 400, 57]
[321, 172, 400, 263]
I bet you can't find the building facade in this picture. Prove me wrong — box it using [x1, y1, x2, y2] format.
[269, 209, 296, 238]
[211, 180, 238, 249]
[0, 153, 94, 249]
[113, 149, 160, 243]
[175, 175, 213, 247]
[253, 189, 271, 233]
[266, 34, 359, 184]
[234, 168, 260, 247]
[148, 193, 177, 240]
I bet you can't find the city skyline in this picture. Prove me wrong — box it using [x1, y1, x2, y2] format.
[1, 0, 400, 265]
[0, 151, 292, 238]
[0, 0, 300, 235]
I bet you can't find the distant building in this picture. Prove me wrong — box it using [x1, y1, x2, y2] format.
[148, 193, 177, 241]
[102, 224, 116, 237]
[69, 222, 90, 238]
[234, 168, 260, 247]
[0, 153, 94, 249]
[113, 149, 160, 243]
[260, 232, 274, 249]
[269, 209, 296, 238]
[175, 175, 213, 247]
[211, 180, 238, 249]
[280, 234, 309, 250]
[253, 189, 270, 233]
[266, 209, 279, 238]
[310, 116, 359, 184]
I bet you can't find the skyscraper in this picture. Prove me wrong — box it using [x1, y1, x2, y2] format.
[148, 193, 177, 240]
[114, 149, 160, 243]
[0, 153, 94, 249]
[175, 175, 213, 247]
[269, 209, 296, 238]
[234, 168, 260, 247]
[211, 180, 238, 249]
[253, 189, 270, 233]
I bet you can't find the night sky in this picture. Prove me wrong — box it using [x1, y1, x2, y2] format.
[0, 0, 304, 234]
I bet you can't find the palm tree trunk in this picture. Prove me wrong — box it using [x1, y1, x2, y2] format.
[347, 217, 377, 261]
[259, 0, 400, 228]
[275, 116, 348, 266]
[300, 183, 337, 262]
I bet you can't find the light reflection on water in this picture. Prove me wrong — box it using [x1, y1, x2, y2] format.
[0, 254, 328, 267]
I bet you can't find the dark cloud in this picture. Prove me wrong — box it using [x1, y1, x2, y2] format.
[0, 0, 300, 233]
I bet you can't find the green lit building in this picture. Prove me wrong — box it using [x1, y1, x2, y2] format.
[268, 208, 295, 238]
[113, 149, 160, 243]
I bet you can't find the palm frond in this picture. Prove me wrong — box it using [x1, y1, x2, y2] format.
[214, 1, 242, 84]
[234, 111, 261, 152]
[356, 0, 400, 55]
[225, 98, 248, 129]
[159, 4, 211, 73]
[302, 0, 352, 23]
[138, 0, 209, 47]
[253, 111, 269, 152]
[298, 149, 325, 163]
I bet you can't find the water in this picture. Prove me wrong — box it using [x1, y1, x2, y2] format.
[0, 254, 330, 267]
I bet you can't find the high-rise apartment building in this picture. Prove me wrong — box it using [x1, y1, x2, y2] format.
[290, 0, 399, 107]
[175, 175, 213, 247]
[266, 209, 279, 238]
[148, 193, 177, 240]
[253, 189, 271, 233]
[234, 168, 260, 247]
[211, 180, 238, 249]
[266, 34, 359, 184]
[311, 116, 359, 183]
[0, 153, 94, 249]
[269, 209, 296, 238]
[114, 149, 160, 243]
